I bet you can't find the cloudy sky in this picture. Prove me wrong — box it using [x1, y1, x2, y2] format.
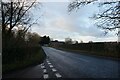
[31, 0, 118, 42]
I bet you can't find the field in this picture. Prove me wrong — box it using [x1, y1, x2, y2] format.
[52, 42, 120, 59]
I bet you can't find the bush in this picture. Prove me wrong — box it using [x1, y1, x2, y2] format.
[2, 29, 46, 73]
[3, 46, 46, 73]
[57, 42, 120, 58]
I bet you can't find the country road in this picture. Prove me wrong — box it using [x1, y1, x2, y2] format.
[3, 47, 120, 78]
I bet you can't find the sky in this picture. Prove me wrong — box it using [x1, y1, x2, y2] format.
[31, 0, 118, 42]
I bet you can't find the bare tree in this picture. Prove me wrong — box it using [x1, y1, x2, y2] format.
[68, 0, 96, 12]
[1, 0, 39, 34]
[68, 0, 120, 35]
[1, 0, 42, 48]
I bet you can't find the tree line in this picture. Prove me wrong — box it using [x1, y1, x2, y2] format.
[1, 0, 47, 73]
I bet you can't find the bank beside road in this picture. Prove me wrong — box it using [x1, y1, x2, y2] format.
[51, 42, 120, 59]
[3, 46, 46, 74]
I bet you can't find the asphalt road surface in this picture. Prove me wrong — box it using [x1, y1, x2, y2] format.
[3, 47, 120, 79]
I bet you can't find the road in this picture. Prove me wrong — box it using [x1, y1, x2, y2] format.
[3, 47, 120, 78]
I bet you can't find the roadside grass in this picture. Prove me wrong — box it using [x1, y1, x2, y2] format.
[56, 47, 120, 60]
[3, 46, 46, 74]
[52, 42, 120, 59]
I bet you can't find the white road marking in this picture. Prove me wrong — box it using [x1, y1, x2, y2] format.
[43, 69, 47, 73]
[43, 74, 49, 79]
[48, 63, 51, 65]
[52, 68, 57, 72]
[49, 65, 53, 68]
[41, 63, 44, 66]
[55, 73, 62, 78]
[41, 65, 45, 69]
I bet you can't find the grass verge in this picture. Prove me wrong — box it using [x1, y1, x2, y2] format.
[54, 47, 120, 60]
[3, 46, 46, 74]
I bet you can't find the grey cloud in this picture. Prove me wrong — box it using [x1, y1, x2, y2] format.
[31, 2, 117, 42]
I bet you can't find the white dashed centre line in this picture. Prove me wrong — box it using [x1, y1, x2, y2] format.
[41, 65, 45, 69]
[48, 63, 51, 65]
[52, 68, 57, 72]
[49, 65, 53, 68]
[41, 63, 44, 66]
[55, 73, 62, 78]
[43, 69, 47, 73]
[43, 74, 49, 79]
